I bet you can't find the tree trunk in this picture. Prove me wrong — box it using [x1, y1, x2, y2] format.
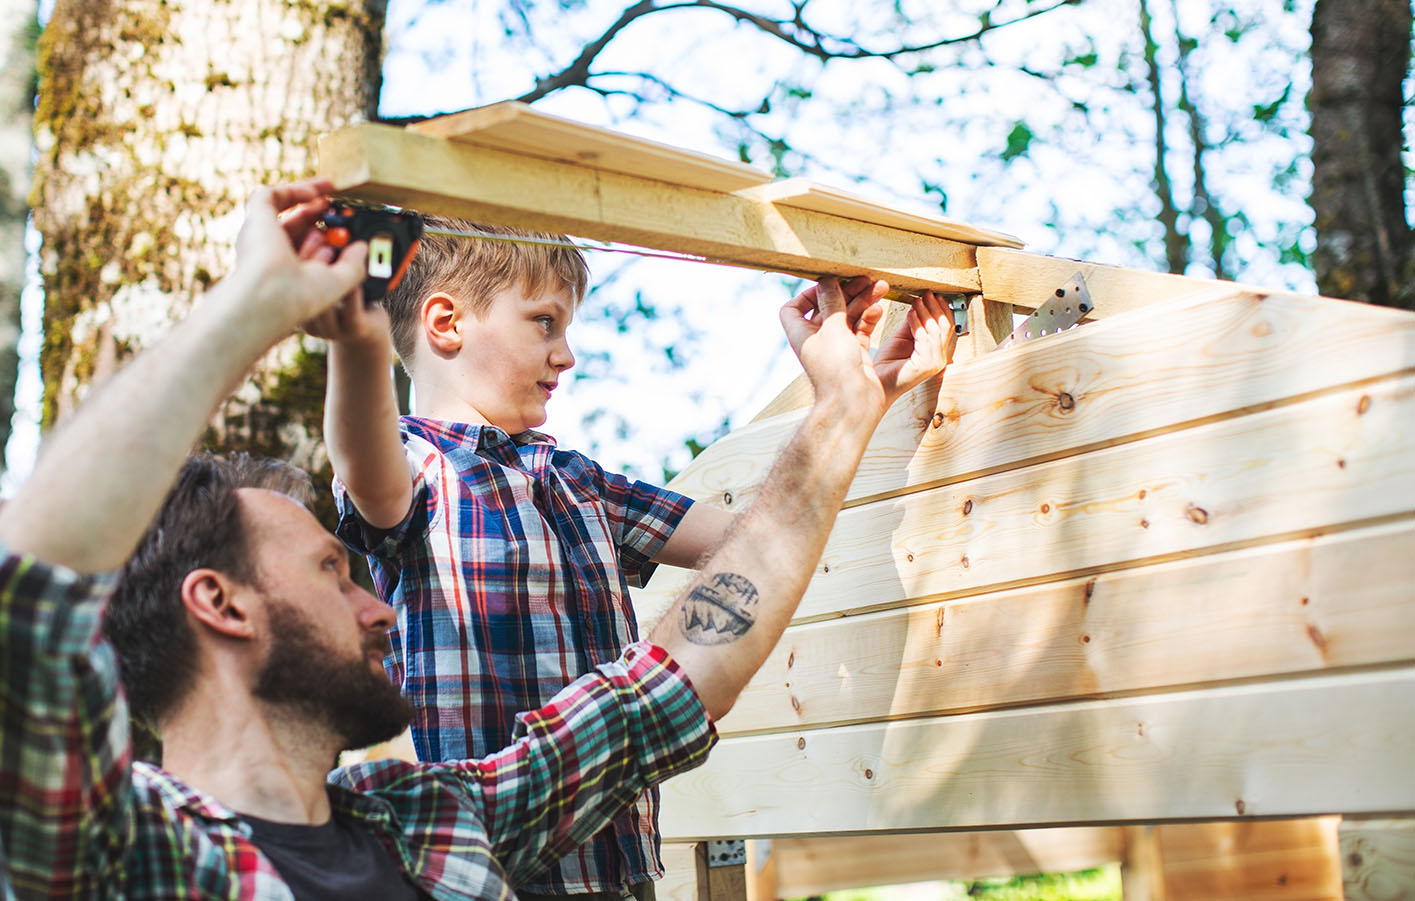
[0, 0, 37, 472]
[1309, 0, 1413, 308]
[32, 0, 385, 525]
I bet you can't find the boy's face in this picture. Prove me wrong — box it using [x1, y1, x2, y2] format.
[452, 283, 577, 434]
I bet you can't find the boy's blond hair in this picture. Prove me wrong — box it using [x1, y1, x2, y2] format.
[384, 216, 590, 368]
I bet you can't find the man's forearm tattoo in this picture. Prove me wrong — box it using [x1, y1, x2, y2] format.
[681, 572, 760, 645]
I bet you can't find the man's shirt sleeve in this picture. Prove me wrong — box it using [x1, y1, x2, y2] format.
[581, 457, 694, 588]
[0, 548, 133, 896]
[424, 640, 714, 885]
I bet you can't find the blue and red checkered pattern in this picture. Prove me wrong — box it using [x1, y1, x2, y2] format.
[334, 416, 694, 894]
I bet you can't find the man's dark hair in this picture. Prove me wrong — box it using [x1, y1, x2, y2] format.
[104, 453, 314, 734]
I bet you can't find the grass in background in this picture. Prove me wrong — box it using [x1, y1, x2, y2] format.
[792, 863, 1123, 901]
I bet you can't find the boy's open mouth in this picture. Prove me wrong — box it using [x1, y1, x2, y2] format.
[538, 381, 557, 397]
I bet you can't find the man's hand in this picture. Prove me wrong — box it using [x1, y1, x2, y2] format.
[224, 178, 369, 333]
[780, 277, 955, 418]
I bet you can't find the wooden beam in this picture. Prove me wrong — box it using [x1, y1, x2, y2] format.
[695, 843, 747, 901]
[641, 372, 1415, 627]
[319, 123, 983, 293]
[767, 827, 1125, 896]
[1340, 818, 1415, 900]
[706, 520, 1415, 736]
[646, 286, 1415, 521]
[1157, 818, 1341, 901]
[977, 246, 1267, 316]
[1122, 826, 1168, 901]
[660, 843, 702, 901]
[658, 667, 1415, 838]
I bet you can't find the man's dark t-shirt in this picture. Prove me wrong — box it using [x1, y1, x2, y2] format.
[244, 811, 432, 900]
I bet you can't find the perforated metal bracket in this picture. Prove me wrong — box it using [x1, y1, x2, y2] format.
[995, 272, 1094, 352]
[706, 839, 747, 868]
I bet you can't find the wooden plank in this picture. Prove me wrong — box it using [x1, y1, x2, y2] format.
[695, 843, 747, 901]
[659, 667, 1415, 839]
[744, 841, 776, 901]
[739, 178, 1024, 248]
[407, 102, 771, 194]
[1340, 818, 1415, 900]
[644, 371, 1415, 627]
[977, 246, 1272, 316]
[1122, 826, 1168, 901]
[643, 286, 1415, 525]
[708, 520, 1415, 735]
[768, 827, 1125, 896]
[319, 123, 982, 293]
[1158, 819, 1342, 901]
[660, 843, 702, 901]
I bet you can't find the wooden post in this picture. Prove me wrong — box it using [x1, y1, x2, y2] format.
[1341, 817, 1415, 900]
[1122, 826, 1167, 901]
[694, 841, 748, 901]
[746, 840, 778, 901]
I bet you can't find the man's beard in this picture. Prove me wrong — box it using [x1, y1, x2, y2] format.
[253, 600, 413, 752]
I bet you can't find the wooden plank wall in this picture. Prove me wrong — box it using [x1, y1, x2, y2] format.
[636, 276, 1415, 841]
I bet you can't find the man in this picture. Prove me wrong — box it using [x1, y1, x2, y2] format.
[0, 179, 954, 899]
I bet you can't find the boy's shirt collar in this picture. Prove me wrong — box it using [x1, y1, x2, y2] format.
[399, 415, 557, 453]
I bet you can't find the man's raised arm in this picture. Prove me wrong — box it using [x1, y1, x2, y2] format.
[649, 278, 954, 719]
[0, 179, 366, 574]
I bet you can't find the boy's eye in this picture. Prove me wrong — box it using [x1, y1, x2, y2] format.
[535, 316, 554, 332]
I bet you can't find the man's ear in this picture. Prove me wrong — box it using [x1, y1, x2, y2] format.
[421, 292, 462, 358]
[180, 568, 255, 639]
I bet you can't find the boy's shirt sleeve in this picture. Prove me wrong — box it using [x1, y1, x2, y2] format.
[332, 444, 435, 563]
[580, 455, 694, 588]
[0, 546, 135, 896]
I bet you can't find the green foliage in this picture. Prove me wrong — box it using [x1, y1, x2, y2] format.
[788, 863, 1122, 901]
[1000, 121, 1034, 163]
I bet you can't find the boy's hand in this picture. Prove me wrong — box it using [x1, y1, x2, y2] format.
[225, 178, 369, 332]
[779, 277, 954, 418]
[302, 284, 393, 348]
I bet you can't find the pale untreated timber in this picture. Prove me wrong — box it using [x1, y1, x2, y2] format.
[1340, 818, 1415, 900]
[768, 827, 1125, 895]
[409, 102, 771, 193]
[977, 246, 1270, 316]
[319, 124, 982, 293]
[1158, 819, 1341, 901]
[659, 667, 1415, 839]
[659, 844, 701, 901]
[709, 521, 1415, 736]
[648, 287, 1415, 522]
[1122, 826, 1167, 901]
[739, 178, 1024, 248]
[642, 372, 1415, 626]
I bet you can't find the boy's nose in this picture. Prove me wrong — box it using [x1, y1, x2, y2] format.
[552, 339, 575, 371]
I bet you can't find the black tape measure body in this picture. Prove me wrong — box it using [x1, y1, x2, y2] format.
[319, 202, 425, 302]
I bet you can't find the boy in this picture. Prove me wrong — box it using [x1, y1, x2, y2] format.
[315, 219, 746, 900]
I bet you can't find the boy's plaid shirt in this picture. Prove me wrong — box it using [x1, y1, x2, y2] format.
[333, 416, 694, 895]
[0, 547, 716, 899]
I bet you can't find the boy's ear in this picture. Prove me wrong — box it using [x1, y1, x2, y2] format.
[422, 293, 462, 358]
[180, 568, 256, 640]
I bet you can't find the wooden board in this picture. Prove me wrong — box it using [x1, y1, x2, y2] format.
[708, 520, 1415, 736]
[768, 827, 1125, 895]
[739, 178, 1024, 248]
[660, 843, 702, 901]
[977, 246, 1273, 317]
[659, 667, 1415, 839]
[408, 102, 771, 194]
[643, 372, 1415, 626]
[1158, 819, 1341, 900]
[1340, 818, 1415, 900]
[320, 123, 983, 293]
[646, 287, 1415, 520]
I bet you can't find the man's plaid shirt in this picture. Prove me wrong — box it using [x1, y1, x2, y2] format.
[0, 547, 715, 899]
[334, 417, 694, 895]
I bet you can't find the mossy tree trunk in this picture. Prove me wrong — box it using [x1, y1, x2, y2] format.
[1309, 0, 1413, 309]
[0, 0, 38, 473]
[31, 0, 386, 525]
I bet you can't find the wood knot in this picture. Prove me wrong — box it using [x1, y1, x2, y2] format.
[960, 555, 970, 569]
[1337, 458, 1347, 469]
[1348, 852, 1363, 868]
[1040, 503, 1051, 514]
[1185, 504, 1209, 525]
[787, 650, 795, 668]
[1235, 799, 1246, 815]
[790, 695, 802, 714]
[1139, 519, 1150, 529]
[1307, 624, 1328, 655]
[1080, 634, 1091, 644]
[906, 553, 914, 562]
[1300, 596, 1310, 606]
[1084, 579, 1096, 602]
[723, 491, 733, 505]
[797, 737, 806, 750]
[931, 411, 945, 429]
[962, 499, 973, 515]
[1357, 394, 1371, 415]
[822, 564, 830, 573]
[1138, 489, 1147, 499]
[1057, 392, 1075, 411]
[863, 768, 874, 780]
